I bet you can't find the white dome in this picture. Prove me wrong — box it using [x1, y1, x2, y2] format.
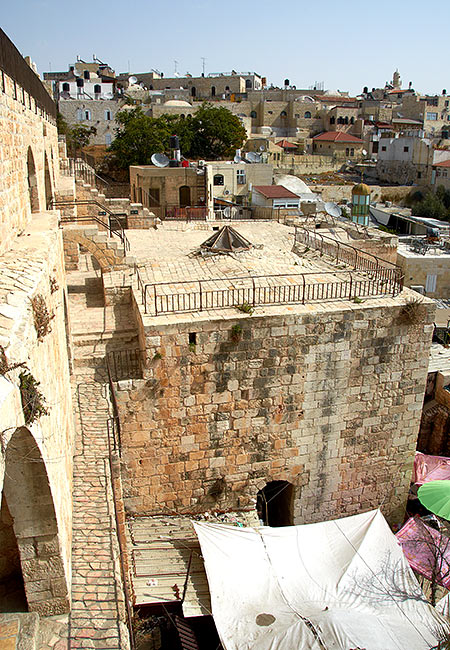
[323, 89, 341, 96]
[163, 99, 192, 107]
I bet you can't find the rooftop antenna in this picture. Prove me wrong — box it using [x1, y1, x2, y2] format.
[151, 153, 170, 168]
[201, 57, 206, 76]
[174, 59, 178, 76]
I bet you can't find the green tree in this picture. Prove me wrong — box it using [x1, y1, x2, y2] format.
[414, 191, 449, 221]
[66, 124, 97, 157]
[187, 103, 247, 160]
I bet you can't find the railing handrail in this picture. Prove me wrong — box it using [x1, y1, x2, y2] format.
[50, 199, 130, 252]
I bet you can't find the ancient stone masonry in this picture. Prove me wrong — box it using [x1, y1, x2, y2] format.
[116, 296, 435, 526]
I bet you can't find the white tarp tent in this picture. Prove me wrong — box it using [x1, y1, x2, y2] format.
[194, 510, 448, 649]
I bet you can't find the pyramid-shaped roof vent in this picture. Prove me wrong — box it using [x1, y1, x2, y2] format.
[200, 225, 252, 254]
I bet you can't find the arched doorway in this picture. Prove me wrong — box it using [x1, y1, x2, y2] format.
[44, 152, 53, 209]
[179, 185, 191, 208]
[1, 428, 69, 614]
[27, 147, 39, 213]
[0, 494, 27, 612]
[256, 481, 294, 527]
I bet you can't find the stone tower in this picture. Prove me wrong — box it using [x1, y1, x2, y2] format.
[393, 69, 401, 89]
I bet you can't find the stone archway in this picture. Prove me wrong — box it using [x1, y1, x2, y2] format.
[44, 151, 53, 209]
[27, 147, 39, 213]
[1, 427, 70, 615]
[62, 228, 127, 272]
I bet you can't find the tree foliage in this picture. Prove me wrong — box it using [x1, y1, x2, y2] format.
[108, 104, 247, 168]
[56, 112, 96, 156]
[410, 186, 450, 222]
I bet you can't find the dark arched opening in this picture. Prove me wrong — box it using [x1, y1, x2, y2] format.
[0, 494, 27, 612]
[256, 481, 294, 527]
[2, 428, 69, 614]
[179, 185, 191, 207]
[211, 86, 216, 97]
[191, 86, 196, 98]
[27, 147, 39, 213]
[44, 152, 53, 209]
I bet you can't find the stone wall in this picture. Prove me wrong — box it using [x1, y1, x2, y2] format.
[0, 214, 75, 614]
[116, 295, 434, 527]
[0, 70, 59, 255]
[397, 250, 450, 298]
[75, 180, 155, 228]
[58, 98, 119, 146]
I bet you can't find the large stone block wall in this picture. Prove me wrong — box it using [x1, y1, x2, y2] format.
[116, 297, 434, 526]
[0, 214, 75, 614]
[0, 70, 58, 256]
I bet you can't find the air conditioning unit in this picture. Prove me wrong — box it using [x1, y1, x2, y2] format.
[411, 285, 425, 295]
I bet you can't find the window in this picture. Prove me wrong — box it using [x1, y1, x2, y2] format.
[304, 111, 311, 119]
[329, 116, 335, 125]
[425, 274, 437, 293]
[94, 84, 101, 97]
[13, 81, 17, 100]
[62, 82, 70, 92]
[191, 86, 196, 97]
[76, 108, 83, 121]
[381, 145, 387, 151]
[350, 117, 355, 124]
[295, 113, 300, 118]
[213, 174, 224, 186]
[76, 78, 84, 87]
[84, 110, 91, 121]
[211, 86, 216, 97]
[104, 110, 112, 121]
[427, 112, 438, 121]
[268, 110, 273, 114]
[105, 133, 112, 145]
[346, 148, 349, 156]
[280, 111, 287, 117]
[83, 70, 90, 80]
[1, 71, 4, 93]
[225, 86, 230, 91]
[189, 332, 197, 345]
[417, 171, 422, 179]
[250, 110, 257, 118]
[404, 146, 409, 152]
[245, 79, 252, 89]
[350, 148, 354, 156]
[237, 169, 246, 184]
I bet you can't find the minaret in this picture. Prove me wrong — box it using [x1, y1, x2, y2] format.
[392, 69, 401, 89]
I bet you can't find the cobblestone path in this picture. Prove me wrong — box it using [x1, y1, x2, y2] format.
[68, 257, 130, 650]
[69, 377, 129, 649]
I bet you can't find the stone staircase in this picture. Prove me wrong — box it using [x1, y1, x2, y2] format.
[0, 611, 68, 650]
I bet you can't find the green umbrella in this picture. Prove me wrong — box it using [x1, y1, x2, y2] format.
[418, 480, 450, 521]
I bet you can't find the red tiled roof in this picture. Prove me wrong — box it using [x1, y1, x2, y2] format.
[434, 159, 450, 168]
[312, 131, 363, 143]
[276, 140, 297, 149]
[387, 88, 412, 94]
[253, 185, 299, 199]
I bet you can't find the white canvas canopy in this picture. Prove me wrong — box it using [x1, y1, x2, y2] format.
[194, 510, 448, 650]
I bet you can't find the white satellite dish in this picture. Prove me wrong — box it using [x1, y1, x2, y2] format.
[325, 202, 342, 218]
[128, 75, 138, 85]
[73, 68, 81, 77]
[234, 154, 242, 163]
[245, 151, 261, 163]
[151, 153, 170, 168]
[362, 149, 368, 156]
[259, 145, 265, 152]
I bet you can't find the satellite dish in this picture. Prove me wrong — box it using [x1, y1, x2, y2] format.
[259, 145, 265, 152]
[151, 153, 170, 168]
[362, 149, 368, 156]
[73, 68, 81, 77]
[245, 151, 261, 163]
[325, 202, 342, 218]
[128, 75, 137, 84]
[234, 154, 242, 163]
[104, 92, 113, 99]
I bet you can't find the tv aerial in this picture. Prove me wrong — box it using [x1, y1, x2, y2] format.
[151, 153, 170, 168]
[245, 151, 261, 163]
[324, 202, 342, 218]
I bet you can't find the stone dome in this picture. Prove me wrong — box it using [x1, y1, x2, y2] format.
[352, 183, 371, 196]
[163, 99, 192, 107]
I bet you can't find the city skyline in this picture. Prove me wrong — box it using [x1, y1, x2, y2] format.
[3, 0, 450, 96]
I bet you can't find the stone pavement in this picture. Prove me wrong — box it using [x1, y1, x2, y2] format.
[68, 257, 131, 650]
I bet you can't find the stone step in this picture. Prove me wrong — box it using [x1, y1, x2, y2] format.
[72, 330, 138, 347]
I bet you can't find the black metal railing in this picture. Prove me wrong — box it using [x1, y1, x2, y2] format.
[0, 28, 56, 119]
[137, 270, 399, 316]
[106, 348, 145, 382]
[60, 157, 111, 194]
[51, 199, 130, 252]
[295, 226, 404, 291]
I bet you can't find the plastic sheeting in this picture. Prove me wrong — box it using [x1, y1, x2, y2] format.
[396, 516, 450, 589]
[413, 452, 450, 486]
[194, 510, 447, 650]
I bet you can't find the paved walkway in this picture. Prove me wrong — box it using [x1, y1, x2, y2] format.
[68, 258, 130, 650]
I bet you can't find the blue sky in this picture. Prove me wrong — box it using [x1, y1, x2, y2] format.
[3, 0, 449, 96]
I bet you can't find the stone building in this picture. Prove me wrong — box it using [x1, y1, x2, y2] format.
[376, 136, 450, 185]
[0, 27, 75, 617]
[312, 131, 364, 159]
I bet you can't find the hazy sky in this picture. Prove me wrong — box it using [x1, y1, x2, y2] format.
[3, 0, 450, 96]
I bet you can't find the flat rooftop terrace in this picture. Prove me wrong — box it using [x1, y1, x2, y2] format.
[123, 221, 404, 323]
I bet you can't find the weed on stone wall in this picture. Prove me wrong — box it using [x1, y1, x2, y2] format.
[19, 371, 49, 425]
[50, 276, 59, 294]
[236, 302, 254, 315]
[0, 346, 25, 376]
[397, 297, 427, 326]
[230, 324, 243, 343]
[31, 294, 55, 340]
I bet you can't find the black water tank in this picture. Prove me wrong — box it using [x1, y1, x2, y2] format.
[169, 135, 180, 149]
[284, 79, 289, 87]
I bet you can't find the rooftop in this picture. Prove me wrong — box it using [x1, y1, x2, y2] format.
[313, 131, 363, 143]
[434, 159, 450, 168]
[253, 185, 299, 199]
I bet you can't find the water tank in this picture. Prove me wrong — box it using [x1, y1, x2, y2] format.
[169, 135, 179, 149]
